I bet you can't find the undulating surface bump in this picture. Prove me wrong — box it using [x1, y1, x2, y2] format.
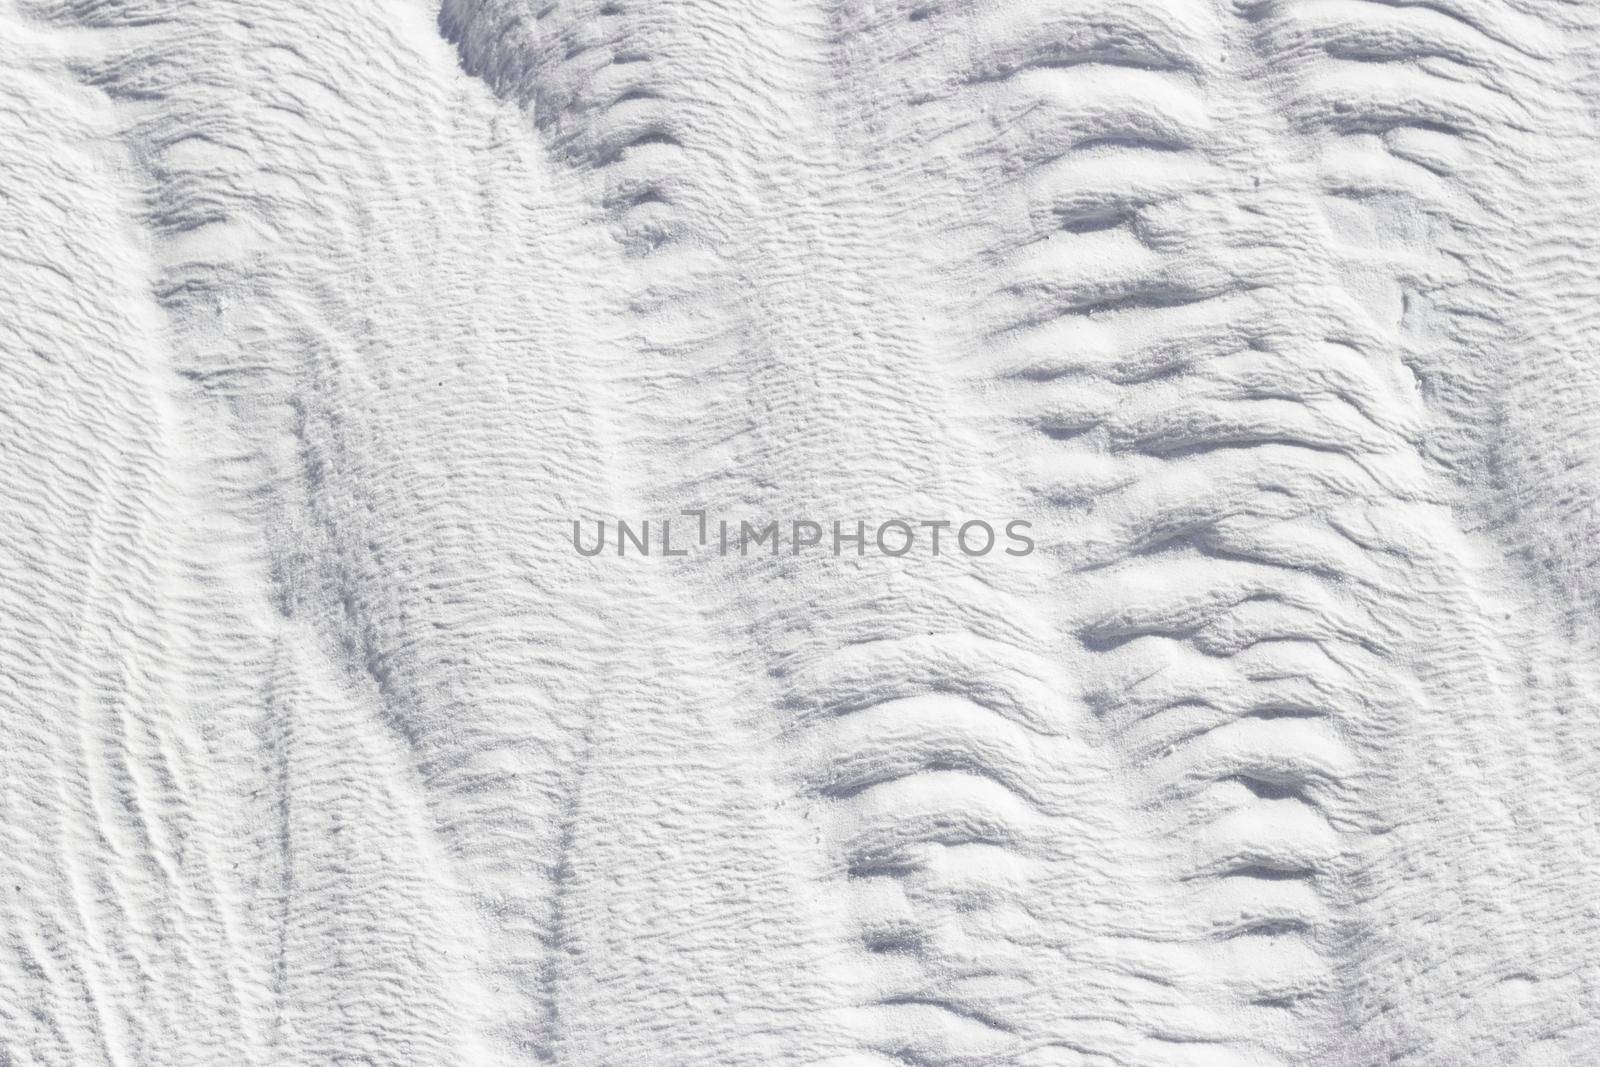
[3, 0, 1599, 1063]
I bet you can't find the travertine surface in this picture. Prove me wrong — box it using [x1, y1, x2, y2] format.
[3, 0, 1600, 1062]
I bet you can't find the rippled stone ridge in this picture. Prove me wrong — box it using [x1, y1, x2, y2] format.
[3, 0, 1600, 1062]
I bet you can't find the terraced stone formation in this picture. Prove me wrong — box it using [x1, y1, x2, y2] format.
[3, 0, 1599, 1063]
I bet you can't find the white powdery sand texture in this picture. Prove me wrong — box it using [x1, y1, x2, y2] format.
[3, 0, 1600, 1063]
